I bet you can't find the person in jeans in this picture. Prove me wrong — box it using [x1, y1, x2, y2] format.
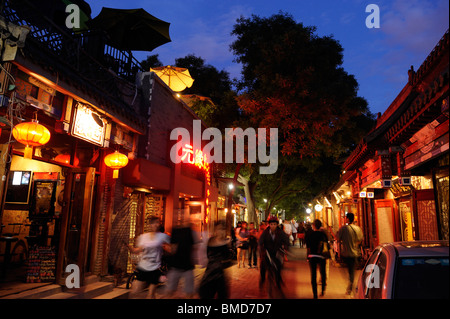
[336, 213, 364, 295]
[248, 222, 259, 268]
[305, 219, 328, 298]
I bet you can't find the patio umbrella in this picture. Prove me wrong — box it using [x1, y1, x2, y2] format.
[88, 7, 171, 52]
[150, 65, 194, 92]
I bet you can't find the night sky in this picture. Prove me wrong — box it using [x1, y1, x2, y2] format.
[89, 0, 449, 116]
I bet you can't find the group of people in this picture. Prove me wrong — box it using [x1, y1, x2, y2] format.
[304, 213, 364, 298]
[124, 212, 363, 299]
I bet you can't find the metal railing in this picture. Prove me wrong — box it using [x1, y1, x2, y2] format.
[1, 0, 144, 81]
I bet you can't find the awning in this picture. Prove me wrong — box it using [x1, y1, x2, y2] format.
[122, 158, 171, 191]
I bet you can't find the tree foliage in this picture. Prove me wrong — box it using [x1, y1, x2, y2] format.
[229, 12, 376, 220]
[231, 12, 374, 159]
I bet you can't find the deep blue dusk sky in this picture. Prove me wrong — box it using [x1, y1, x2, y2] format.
[89, 0, 448, 116]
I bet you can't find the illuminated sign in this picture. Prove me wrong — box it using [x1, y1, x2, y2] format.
[181, 144, 211, 224]
[72, 104, 105, 146]
[359, 191, 367, 198]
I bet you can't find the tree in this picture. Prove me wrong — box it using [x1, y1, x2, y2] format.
[229, 13, 375, 221]
[231, 12, 374, 158]
[140, 54, 163, 71]
[175, 54, 241, 130]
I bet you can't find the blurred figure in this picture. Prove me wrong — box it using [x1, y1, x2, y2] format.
[305, 219, 328, 299]
[282, 220, 293, 246]
[248, 222, 259, 268]
[258, 216, 290, 297]
[164, 218, 198, 298]
[236, 221, 249, 268]
[199, 221, 232, 299]
[125, 217, 170, 299]
[291, 219, 298, 246]
[336, 213, 364, 295]
[297, 222, 306, 248]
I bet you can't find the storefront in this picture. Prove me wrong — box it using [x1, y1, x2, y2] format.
[1, 57, 143, 285]
[325, 30, 449, 251]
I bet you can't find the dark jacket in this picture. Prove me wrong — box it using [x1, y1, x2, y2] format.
[258, 227, 290, 259]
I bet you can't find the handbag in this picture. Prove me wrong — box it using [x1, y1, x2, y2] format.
[319, 241, 331, 259]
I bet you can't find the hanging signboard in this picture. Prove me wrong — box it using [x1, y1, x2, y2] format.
[71, 103, 105, 146]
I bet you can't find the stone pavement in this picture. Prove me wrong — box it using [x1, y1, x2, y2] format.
[161, 245, 361, 299]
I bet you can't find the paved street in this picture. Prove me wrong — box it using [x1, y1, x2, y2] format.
[162, 245, 361, 299]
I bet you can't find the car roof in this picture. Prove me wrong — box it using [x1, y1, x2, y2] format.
[380, 240, 449, 258]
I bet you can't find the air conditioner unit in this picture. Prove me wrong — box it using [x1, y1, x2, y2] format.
[382, 179, 392, 188]
[400, 177, 411, 186]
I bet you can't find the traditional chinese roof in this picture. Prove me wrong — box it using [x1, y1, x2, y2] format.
[343, 29, 449, 172]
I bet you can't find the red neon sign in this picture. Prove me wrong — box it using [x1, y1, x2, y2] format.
[181, 144, 211, 224]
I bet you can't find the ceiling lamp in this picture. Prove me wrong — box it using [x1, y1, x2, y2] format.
[12, 120, 51, 159]
[104, 150, 128, 179]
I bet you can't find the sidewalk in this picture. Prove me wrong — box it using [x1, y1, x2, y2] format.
[166, 245, 360, 299]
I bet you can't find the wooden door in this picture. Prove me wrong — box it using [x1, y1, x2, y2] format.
[374, 199, 395, 246]
[414, 189, 439, 240]
[56, 167, 96, 285]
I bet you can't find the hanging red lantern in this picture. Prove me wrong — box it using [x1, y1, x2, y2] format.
[104, 150, 128, 178]
[55, 153, 80, 166]
[12, 120, 51, 159]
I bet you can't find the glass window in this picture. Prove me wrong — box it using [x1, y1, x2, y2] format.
[394, 257, 449, 299]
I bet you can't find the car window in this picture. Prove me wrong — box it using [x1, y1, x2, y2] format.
[362, 249, 381, 296]
[367, 251, 387, 299]
[394, 257, 449, 299]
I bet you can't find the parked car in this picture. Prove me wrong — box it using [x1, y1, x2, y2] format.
[355, 240, 449, 299]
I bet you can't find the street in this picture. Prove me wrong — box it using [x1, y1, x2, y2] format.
[162, 245, 361, 300]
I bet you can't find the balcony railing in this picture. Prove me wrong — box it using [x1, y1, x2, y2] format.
[1, 0, 144, 82]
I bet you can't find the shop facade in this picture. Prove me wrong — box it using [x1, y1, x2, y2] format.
[316, 30, 449, 252]
[1, 2, 222, 284]
[0, 2, 147, 285]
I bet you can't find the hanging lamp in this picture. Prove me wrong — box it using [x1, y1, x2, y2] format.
[12, 118, 51, 159]
[104, 150, 128, 178]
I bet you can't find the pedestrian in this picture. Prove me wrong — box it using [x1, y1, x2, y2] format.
[125, 216, 170, 299]
[291, 219, 298, 246]
[335, 212, 364, 295]
[318, 222, 334, 283]
[297, 222, 306, 248]
[282, 220, 293, 245]
[305, 219, 328, 299]
[236, 221, 249, 268]
[248, 222, 258, 268]
[164, 218, 198, 299]
[258, 216, 291, 297]
[198, 221, 232, 299]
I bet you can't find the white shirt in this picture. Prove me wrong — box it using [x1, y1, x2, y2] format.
[283, 223, 292, 235]
[136, 232, 170, 271]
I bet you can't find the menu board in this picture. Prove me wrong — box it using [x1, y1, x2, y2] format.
[26, 246, 56, 283]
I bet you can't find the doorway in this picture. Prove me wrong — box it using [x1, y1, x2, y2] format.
[56, 167, 96, 285]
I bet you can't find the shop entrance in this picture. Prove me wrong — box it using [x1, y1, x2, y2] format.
[56, 167, 96, 286]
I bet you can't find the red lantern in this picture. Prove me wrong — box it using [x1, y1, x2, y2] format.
[55, 153, 80, 166]
[104, 150, 128, 178]
[13, 121, 51, 159]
